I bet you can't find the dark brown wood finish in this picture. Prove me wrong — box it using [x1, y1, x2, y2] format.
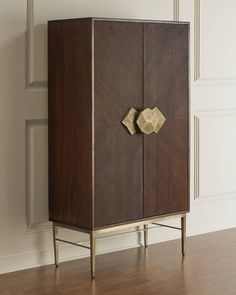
[143, 23, 189, 217]
[1, 229, 236, 295]
[94, 21, 143, 227]
[48, 18, 189, 231]
[48, 19, 93, 229]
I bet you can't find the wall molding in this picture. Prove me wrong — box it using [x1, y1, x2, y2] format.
[194, 0, 200, 81]
[194, 115, 200, 199]
[194, 78, 236, 86]
[173, 0, 179, 21]
[26, 0, 47, 89]
[194, 109, 236, 199]
[26, 119, 49, 227]
[194, 0, 236, 85]
[26, 221, 52, 234]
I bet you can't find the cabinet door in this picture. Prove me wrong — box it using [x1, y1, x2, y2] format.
[144, 23, 189, 217]
[94, 21, 143, 227]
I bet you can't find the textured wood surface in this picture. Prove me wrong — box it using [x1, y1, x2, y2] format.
[48, 19, 93, 229]
[143, 23, 189, 217]
[94, 21, 143, 227]
[48, 18, 189, 230]
[1, 228, 236, 295]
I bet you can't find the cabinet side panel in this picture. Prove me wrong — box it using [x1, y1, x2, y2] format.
[48, 19, 93, 229]
[94, 21, 143, 227]
[144, 23, 189, 217]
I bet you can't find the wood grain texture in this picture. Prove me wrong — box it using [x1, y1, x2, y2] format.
[143, 23, 189, 217]
[1, 229, 236, 295]
[48, 19, 93, 229]
[48, 18, 190, 230]
[94, 21, 143, 227]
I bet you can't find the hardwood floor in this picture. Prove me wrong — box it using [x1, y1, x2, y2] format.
[1, 228, 236, 295]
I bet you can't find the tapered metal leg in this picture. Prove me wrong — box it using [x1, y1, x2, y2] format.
[181, 215, 186, 257]
[144, 224, 148, 248]
[52, 223, 59, 267]
[90, 231, 96, 279]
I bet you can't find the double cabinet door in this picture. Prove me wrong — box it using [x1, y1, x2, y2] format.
[94, 20, 189, 228]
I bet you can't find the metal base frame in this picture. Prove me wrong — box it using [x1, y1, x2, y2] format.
[52, 213, 187, 279]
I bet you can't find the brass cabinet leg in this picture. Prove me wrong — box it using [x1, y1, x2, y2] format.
[181, 215, 186, 257]
[52, 223, 59, 267]
[144, 224, 148, 248]
[90, 231, 96, 279]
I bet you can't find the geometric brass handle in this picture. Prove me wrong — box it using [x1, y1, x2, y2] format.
[121, 107, 166, 135]
[121, 108, 139, 135]
[136, 107, 166, 135]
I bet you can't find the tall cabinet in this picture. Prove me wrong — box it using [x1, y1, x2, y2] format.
[48, 18, 189, 278]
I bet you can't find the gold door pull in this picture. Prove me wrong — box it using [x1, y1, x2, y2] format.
[137, 107, 166, 135]
[121, 108, 139, 135]
[122, 107, 166, 135]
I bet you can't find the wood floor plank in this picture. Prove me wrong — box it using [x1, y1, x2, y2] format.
[0, 228, 236, 295]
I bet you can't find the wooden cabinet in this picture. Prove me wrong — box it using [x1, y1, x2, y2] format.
[48, 18, 189, 278]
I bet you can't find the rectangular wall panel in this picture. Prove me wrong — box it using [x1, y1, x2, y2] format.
[195, 112, 236, 198]
[199, 0, 236, 80]
[26, 120, 48, 225]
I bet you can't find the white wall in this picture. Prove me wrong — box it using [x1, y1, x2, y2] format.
[1, 0, 236, 274]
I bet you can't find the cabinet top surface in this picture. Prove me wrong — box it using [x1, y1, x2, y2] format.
[48, 17, 189, 25]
